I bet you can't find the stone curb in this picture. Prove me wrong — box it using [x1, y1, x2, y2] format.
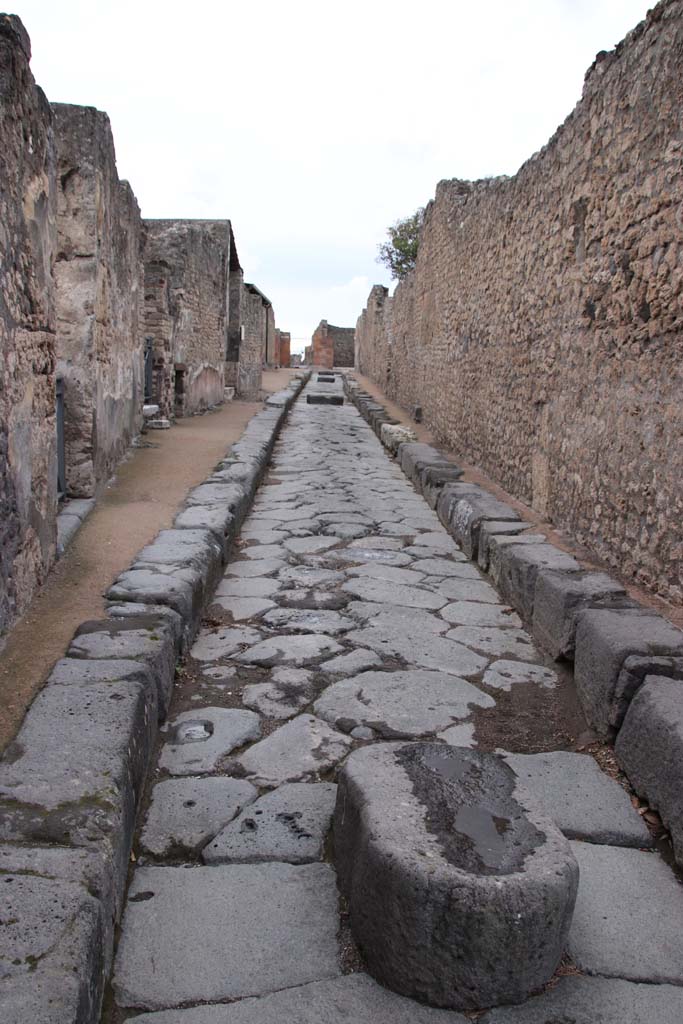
[0, 372, 310, 1024]
[342, 372, 683, 866]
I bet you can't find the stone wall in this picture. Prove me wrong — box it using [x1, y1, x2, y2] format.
[356, 0, 683, 605]
[311, 320, 355, 368]
[0, 15, 58, 636]
[277, 330, 291, 368]
[53, 103, 144, 497]
[239, 283, 269, 398]
[142, 220, 229, 418]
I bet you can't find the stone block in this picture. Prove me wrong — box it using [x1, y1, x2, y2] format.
[380, 422, 417, 454]
[174, 504, 239, 558]
[106, 601, 184, 650]
[490, 539, 581, 622]
[482, 975, 683, 1023]
[446, 489, 520, 560]
[235, 714, 352, 787]
[159, 707, 261, 775]
[476, 521, 530, 571]
[574, 607, 683, 735]
[0, 675, 157, 911]
[306, 394, 344, 405]
[532, 569, 629, 660]
[140, 777, 257, 857]
[68, 616, 177, 718]
[106, 566, 202, 641]
[421, 464, 465, 509]
[504, 750, 652, 848]
[334, 744, 577, 1010]
[113, 864, 341, 1010]
[616, 675, 683, 867]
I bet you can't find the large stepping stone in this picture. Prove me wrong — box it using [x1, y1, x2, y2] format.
[482, 975, 683, 1023]
[235, 633, 343, 666]
[140, 777, 257, 857]
[234, 714, 352, 787]
[159, 709, 260, 775]
[567, 842, 683, 984]
[129, 974, 470, 1022]
[334, 744, 578, 1011]
[113, 864, 341, 1010]
[314, 670, 494, 738]
[203, 782, 336, 864]
[503, 751, 652, 848]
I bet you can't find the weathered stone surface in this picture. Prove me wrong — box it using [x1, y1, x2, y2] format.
[532, 570, 629, 660]
[278, 565, 345, 588]
[574, 608, 683, 735]
[440, 601, 521, 628]
[491, 541, 582, 622]
[129, 973, 470, 1023]
[159, 708, 260, 775]
[342, 577, 446, 610]
[504, 751, 652, 848]
[0, 871, 105, 1024]
[113, 863, 341, 1010]
[276, 587, 348, 610]
[260, 607, 355, 633]
[335, 547, 413, 567]
[106, 602, 185, 648]
[335, 744, 578, 1010]
[380, 422, 417, 453]
[216, 576, 283, 598]
[203, 782, 336, 864]
[567, 842, 683, 984]
[107, 567, 202, 636]
[411, 531, 463, 555]
[616, 675, 683, 865]
[411, 556, 469, 575]
[482, 660, 557, 691]
[436, 577, 500, 603]
[68, 616, 177, 715]
[235, 633, 342, 666]
[211, 595, 275, 619]
[242, 668, 316, 719]
[314, 670, 494, 738]
[482, 975, 683, 1024]
[347, 619, 488, 678]
[445, 488, 520, 560]
[320, 648, 382, 674]
[140, 777, 257, 857]
[439, 721, 477, 747]
[190, 625, 262, 661]
[446, 626, 538, 659]
[235, 714, 352, 787]
[477, 522, 531, 572]
[225, 558, 286, 578]
[174, 504, 238, 557]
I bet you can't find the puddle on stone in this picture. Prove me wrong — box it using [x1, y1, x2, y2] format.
[397, 744, 543, 876]
[175, 721, 214, 744]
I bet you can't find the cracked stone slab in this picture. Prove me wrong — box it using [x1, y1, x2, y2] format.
[260, 607, 355, 634]
[159, 708, 261, 775]
[235, 633, 343, 667]
[278, 565, 347, 588]
[504, 751, 652, 848]
[440, 601, 522, 628]
[203, 782, 337, 865]
[113, 863, 341, 1010]
[481, 975, 683, 1023]
[314, 670, 494, 738]
[342, 577, 447, 610]
[347, 562, 426, 585]
[321, 522, 370, 539]
[348, 536, 405, 551]
[276, 588, 348, 610]
[567, 842, 683, 984]
[435, 578, 500, 603]
[140, 777, 258, 857]
[190, 626, 262, 661]
[411, 556, 471, 575]
[242, 668, 317, 719]
[216, 576, 283, 598]
[240, 528, 287, 545]
[284, 536, 339, 555]
[234, 714, 352, 787]
[320, 648, 383, 674]
[225, 559, 287, 578]
[348, 623, 488, 678]
[335, 548, 414, 567]
[482, 660, 557, 691]
[211, 595, 276, 619]
[446, 625, 539, 659]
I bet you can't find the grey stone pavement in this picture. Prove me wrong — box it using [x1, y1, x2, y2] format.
[110, 376, 683, 1022]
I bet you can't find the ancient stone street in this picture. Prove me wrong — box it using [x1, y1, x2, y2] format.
[107, 377, 683, 1022]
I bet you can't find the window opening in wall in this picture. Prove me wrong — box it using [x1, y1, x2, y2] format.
[174, 364, 186, 417]
[144, 337, 154, 402]
[56, 377, 66, 500]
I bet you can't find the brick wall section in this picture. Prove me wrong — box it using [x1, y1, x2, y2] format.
[52, 103, 144, 497]
[356, 0, 683, 605]
[311, 321, 334, 368]
[0, 15, 58, 637]
[279, 331, 291, 368]
[312, 320, 355, 367]
[239, 284, 268, 398]
[142, 220, 228, 418]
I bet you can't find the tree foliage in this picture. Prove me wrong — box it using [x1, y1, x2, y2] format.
[377, 207, 425, 280]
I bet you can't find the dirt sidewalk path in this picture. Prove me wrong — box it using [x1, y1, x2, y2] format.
[0, 369, 298, 753]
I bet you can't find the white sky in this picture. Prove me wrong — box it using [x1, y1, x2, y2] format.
[15, 0, 648, 353]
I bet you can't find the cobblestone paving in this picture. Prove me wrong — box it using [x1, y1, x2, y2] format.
[108, 377, 683, 1022]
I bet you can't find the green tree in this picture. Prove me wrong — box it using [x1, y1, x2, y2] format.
[377, 207, 424, 280]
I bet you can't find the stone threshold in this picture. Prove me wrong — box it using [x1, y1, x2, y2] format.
[0, 372, 310, 1024]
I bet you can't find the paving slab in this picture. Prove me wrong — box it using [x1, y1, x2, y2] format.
[203, 782, 336, 864]
[342, 577, 447, 609]
[276, 588, 349, 609]
[160, 708, 261, 775]
[242, 667, 317, 719]
[445, 625, 539, 659]
[314, 669, 494, 738]
[504, 751, 652, 847]
[482, 660, 557, 691]
[278, 565, 346, 588]
[348, 623, 489, 677]
[210, 595, 276, 619]
[113, 863, 341, 1010]
[215, 576, 283, 598]
[235, 714, 352, 787]
[235, 633, 343, 666]
[438, 721, 477, 747]
[347, 561, 426, 585]
[567, 842, 683, 984]
[190, 626, 263, 661]
[225, 558, 287, 578]
[335, 547, 414, 567]
[320, 648, 383, 674]
[140, 777, 258, 857]
[481, 975, 683, 1023]
[284, 536, 339, 554]
[260, 607, 355, 633]
[436, 577, 500, 603]
[440, 601, 522, 628]
[411, 556, 470, 575]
